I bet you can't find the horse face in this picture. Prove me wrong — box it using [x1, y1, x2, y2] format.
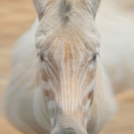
[34, 0, 100, 132]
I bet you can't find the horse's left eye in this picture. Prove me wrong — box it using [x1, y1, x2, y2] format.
[89, 55, 96, 63]
[92, 55, 96, 61]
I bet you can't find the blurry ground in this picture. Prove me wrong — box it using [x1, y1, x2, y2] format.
[0, 0, 134, 134]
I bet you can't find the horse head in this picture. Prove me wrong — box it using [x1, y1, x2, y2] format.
[33, 0, 100, 133]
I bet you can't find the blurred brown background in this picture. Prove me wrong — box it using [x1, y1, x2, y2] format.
[0, 0, 134, 134]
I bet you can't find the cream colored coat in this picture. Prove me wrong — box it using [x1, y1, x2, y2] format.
[3, 0, 134, 134]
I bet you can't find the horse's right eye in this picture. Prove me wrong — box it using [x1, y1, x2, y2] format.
[40, 55, 44, 61]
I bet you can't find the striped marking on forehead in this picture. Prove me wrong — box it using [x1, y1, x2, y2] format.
[38, 36, 97, 127]
[40, 46, 96, 99]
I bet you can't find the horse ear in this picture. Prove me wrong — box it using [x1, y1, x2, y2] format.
[32, 0, 46, 20]
[91, 0, 101, 18]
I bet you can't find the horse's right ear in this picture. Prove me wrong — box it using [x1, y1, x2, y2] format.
[32, 0, 46, 20]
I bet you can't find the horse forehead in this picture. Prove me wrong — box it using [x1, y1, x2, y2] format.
[37, 23, 98, 60]
[38, 41, 97, 65]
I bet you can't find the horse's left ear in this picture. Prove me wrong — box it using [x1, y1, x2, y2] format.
[90, 0, 101, 18]
[32, 0, 46, 20]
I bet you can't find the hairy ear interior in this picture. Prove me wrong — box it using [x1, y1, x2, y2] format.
[32, 0, 46, 20]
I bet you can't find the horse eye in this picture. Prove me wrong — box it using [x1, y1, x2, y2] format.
[92, 55, 96, 60]
[89, 55, 96, 62]
[40, 55, 44, 61]
[40, 55, 48, 62]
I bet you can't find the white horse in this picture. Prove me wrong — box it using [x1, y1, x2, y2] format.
[2, 0, 134, 134]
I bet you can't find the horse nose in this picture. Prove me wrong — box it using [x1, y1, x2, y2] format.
[51, 127, 77, 134]
[63, 128, 77, 134]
